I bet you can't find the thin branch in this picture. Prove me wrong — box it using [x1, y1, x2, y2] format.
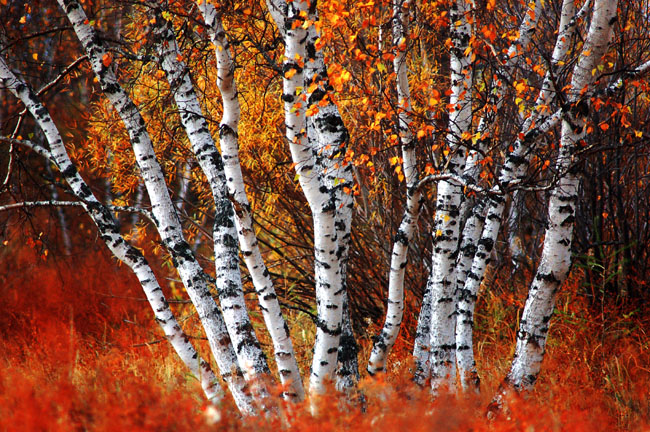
[0, 200, 85, 212]
[414, 173, 492, 196]
[1, 136, 54, 162]
[9, 56, 88, 139]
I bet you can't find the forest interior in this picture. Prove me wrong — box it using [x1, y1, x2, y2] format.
[1, 0, 650, 430]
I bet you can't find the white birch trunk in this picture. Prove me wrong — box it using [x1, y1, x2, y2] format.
[368, 0, 424, 376]
[423, 0, 473, 391]
[151, 10, 270, 384]
[57, 0, 254, 413]
[507, 0, 618, 390]
[0, 56, 223, 403]
[460, 0, 542, 187]
[452, 1, 544, 347]
[455, 0, 582, 391]
[336, 291, 359, 391]
[196, 2, 305, 402]
[303, 2, 357, 392]
[275, 0, 344, 396]
[412, 278, 433, 385]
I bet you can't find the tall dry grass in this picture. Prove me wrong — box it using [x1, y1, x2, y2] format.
[1, 236, 648, 431]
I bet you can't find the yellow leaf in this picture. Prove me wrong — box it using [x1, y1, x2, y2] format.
[515, 80, 527, 94]
[285, 68, 297, 79]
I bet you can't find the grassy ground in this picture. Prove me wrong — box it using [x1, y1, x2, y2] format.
[1, 240, 648, 431]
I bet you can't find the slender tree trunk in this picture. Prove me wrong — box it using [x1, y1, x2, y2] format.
[506, 0, 618, 391]
[413, 278, 433, 385]
[57, 0, 254, 412]
[152, 8, 270, 385]
[455, 0, 583, 391]
[421, 0, 473, 392]
[0, 56, 224, 404]
[368, 0, 424, 376]
[196, 2, 305, 402]
[302, 2, 357, 391]
[277, 0, 344, 396]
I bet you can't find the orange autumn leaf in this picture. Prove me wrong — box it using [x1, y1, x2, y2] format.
[102, 53, 112, 67]
[285, 68, 297, 79]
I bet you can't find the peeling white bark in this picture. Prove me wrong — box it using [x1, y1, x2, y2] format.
[422, 0, 473, 391]
[0, 55, 223, 403]
[271, 0, 345, 396]
[152, 10, 270, 386]
[455, 0, 582, 391]
[196, 2, 305, 402]
[507, 0, 618, 391]
[57, 0, 254, 413]
[368, 0, 424, 376]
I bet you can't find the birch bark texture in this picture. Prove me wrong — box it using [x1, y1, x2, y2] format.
[507, 0, 618, 390]
[57, 0, 255, 413]
[367, 0, 424, 377]
[275, 0, 346, 396]
[195, 1, 305, 402]
[151, 8, 270, 385]
[455, 0, 583, 391]
[420, 0, 473, 391]
[0, 55, 223, 404]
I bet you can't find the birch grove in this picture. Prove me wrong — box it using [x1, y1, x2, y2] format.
[2, 0, 649, 419]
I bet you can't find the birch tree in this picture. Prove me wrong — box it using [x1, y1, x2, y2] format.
[2, 0, 648, 419]
[56, 0, 257, 411]
[506, 0, 619, 391]
[417, 0, 473, 391]
[0, 54, 226, 407]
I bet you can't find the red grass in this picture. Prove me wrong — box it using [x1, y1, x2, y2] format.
[1, 237, 649, 431]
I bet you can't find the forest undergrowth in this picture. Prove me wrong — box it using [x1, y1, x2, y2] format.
[1, 229, 648, 431]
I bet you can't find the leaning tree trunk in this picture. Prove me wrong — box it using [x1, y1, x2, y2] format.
[151, 8, 271, 387]
[195, 1, 306, 402]
[455, 0, 587, 391]
[57, 0, 254, 412]
[0, 55, 224, 405]
[506, 0, 618, 391]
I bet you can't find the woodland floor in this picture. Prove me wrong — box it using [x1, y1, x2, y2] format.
[1, 238, 649, 431]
